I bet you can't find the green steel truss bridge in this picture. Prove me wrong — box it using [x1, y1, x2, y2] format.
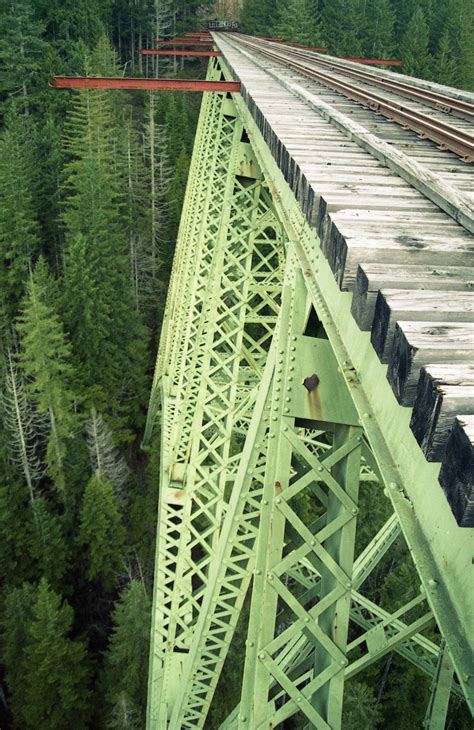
[142, 34, 474, 729]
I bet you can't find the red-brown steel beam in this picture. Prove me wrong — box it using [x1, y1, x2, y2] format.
[154, 40, 215, 46]
[52, 76, 240, 92]
[141, 49, 221, 57]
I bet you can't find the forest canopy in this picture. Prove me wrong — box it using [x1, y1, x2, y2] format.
[0, 1, 472, 728]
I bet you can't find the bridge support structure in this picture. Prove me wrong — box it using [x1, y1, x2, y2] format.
[145, 56, 472, 729]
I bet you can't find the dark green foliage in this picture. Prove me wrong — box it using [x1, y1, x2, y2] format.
[0, 2, 472, 730]
[78, 471, 126, 590]
[101, 580, 151, 726]
[400, 6, 432, 78]
[1, 583, 36, 721]
[0, 108, 41, 335]
[16, 257, 78, 492]
[0, 0, 49, 115]
[21, 578, 91, 729]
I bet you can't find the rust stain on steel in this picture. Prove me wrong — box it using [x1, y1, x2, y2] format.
[275, 481, 282, 494]
[52, 77, 241, 92]
[303, 374, 322, 420]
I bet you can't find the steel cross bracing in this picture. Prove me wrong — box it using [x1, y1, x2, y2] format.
[145, 56, 285, 727]
[146, 56, 473, 728]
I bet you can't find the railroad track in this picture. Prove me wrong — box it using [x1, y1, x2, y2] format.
[229, 34, 474, 163]
[214, 32, 474, 531]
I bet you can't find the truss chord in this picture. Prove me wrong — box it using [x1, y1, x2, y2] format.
[146, 50, 473, 729]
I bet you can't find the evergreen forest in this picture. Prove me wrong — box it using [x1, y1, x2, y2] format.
[0, 1, 472, 729]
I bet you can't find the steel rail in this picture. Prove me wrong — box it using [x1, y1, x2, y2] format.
[231, 35, 474, 162]
[265, 41, 474, 123]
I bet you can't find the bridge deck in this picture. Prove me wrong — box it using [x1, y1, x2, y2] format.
[214, 32, 474, 527]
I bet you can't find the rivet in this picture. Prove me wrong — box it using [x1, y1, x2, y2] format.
[263, 500, 269, 505]
[346, 581, 352, 589]
[363, 412, 370, 419]
[310, 540, 316, 546]
[259, 652, 266, 660]
[290, 356, 295, 362]
[352, 507, 358, 515]
[428, 579, 438, 588]
[284, 407, 289, 413]
[292, 336, 297, 342]
[340, 658, 348, 667]
[291, 346, 296, 352]
[267, 572, 274, 580]
[283, 426, 288, 431]
[248, 641, 254, 647]
[357, 436, 362, 443]
[318, 466, 323, 472]
[305, 617, 310, 623]
[255, 569, 261, 575]
[289, 366, 295, 372]
[288, 376, 293, 381]
[276, 498, 281, 504]
[270, 433, 276, 438]
[285, 397, 291, 402]
[277, 367, 282, 373]
[296, 697, 302, 703]
[272, 416, 278, 421]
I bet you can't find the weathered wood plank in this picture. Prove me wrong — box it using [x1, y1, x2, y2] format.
[320, 219, 474, 289]
[410, 365, 474, 462]
[371, 290, 474, 362]
[438, 415, 474, 527]
[351, 263, 474, 330]
[387, 322, 474, 405]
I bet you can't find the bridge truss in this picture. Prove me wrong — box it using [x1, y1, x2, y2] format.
[144, 56, 473, 729]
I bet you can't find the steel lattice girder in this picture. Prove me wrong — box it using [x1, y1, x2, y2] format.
[146, 57, 473, 729]
[146, 58, 286, 727]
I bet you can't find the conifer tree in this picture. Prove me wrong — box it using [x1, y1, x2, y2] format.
[321, 0, 364, 55]
[21, 578, 91, 729]
[1, 349, 45, 510]
[0, 479, 38, 585]
[78, 471, 126, 590]
[16, 257, 77, 493]
[0, 0, 49, 115]
[1, 583, 35, 723]
[29, 497, 70, 590]
[0, 108, 41, 334]
[362, 0, 395, 58]
[87, 408, 130, 499]
[400, 7, 432, 78]
[274, 0, 324, 46]
[456, 0, 474, 90]
[240, 0, 275, 35]
[434, 30, 458, 86]
[102, 580, 151, 724]
[62, 37, 148, 432]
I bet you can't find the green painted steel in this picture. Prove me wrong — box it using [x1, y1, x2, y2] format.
[146, 56, 473, 729]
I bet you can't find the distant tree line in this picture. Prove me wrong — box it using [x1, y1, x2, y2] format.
[0, 0, 472, 728]
[240, 0, 474, 89]
[0, 1, 201, 727]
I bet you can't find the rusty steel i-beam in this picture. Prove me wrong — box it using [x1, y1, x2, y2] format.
[52, 76, 240, 92]
[141, 49, 222, 57]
